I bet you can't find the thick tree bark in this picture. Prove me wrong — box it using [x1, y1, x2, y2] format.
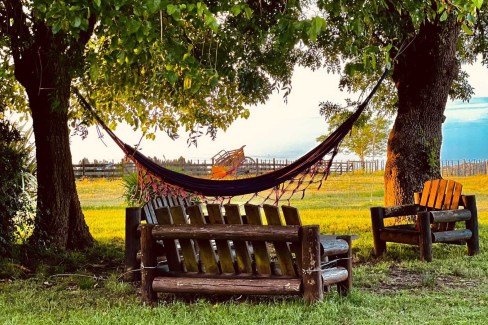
[12, 22, 94, 250]
[385, 18, 461, 205]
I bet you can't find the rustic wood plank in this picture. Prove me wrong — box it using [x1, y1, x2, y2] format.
[223, 204, 253, 274]
[244, 204, 272, 275]
[420, 180, 433, 207]
[432, 229, 472, 243]
[151, 224, 300, 241]
[336, 235, 352, 295]
[430, 209, 471, 223]
[463, 195, 480, 256]
[281, 205, 303, 272]
[321, 267, 349, 285]
[125, 207, 141, 282]
[379, 230, 419, 245]
[383, 204, 420, 218]
[263, 204, 296, 276]
[370, 207, 387, 256]
[154, 207, 182, 272]
[140, 225, 157, 305]
[451, 181, 463, 209]
[320, 238, 349, 256]
[301, 225, 323, 303]
[186, 205, 220, 274]
[152, 277, 301, 295]
[207, 204, 236, 274]
[444, 180, 456, 209]
[169, 205, 199, 272]
[434, 179, 448, 209]
[418, 211, 433, 262]
[427, 179, 440, 208]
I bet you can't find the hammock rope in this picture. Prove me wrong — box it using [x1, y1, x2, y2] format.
[74, 67, 389, 201]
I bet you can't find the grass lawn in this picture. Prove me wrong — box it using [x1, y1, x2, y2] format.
[1, 174, 487, 324]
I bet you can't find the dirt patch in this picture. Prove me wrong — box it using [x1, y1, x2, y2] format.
[361, 265, 478, 294]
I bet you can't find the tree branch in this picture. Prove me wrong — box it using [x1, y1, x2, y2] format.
[67, 13, 97, 68]
[4, 0, 33, 62]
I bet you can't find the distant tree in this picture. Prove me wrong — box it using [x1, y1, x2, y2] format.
[318, 111, 390, 167]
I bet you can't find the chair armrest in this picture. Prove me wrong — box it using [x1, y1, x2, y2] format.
[383, 204, 420, 218]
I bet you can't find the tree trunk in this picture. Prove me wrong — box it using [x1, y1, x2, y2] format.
[385, 18, 460, 205]
[13, 24, 94, 250]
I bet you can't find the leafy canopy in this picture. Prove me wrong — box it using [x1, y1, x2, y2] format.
[1, 0, 332, 143]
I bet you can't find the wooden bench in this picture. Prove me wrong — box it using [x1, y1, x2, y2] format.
[138, 203, 352, 304]
[371, 179, 479, 261]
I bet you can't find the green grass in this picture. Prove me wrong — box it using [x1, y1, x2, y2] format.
[1, 174, 488, 324]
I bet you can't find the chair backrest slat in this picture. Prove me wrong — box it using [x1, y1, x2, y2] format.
[434, 179, 448, 209]
[420, 179, 462, 210]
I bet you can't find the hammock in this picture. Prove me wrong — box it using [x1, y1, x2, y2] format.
[75, 68, 389, 201]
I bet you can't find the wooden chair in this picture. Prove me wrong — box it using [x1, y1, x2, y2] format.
[124, 195, 193, 281]
[139, 204, 353, 304]
[371, 179, 479, 261]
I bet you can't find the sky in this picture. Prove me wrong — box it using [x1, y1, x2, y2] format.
[40, 59, 488, 163]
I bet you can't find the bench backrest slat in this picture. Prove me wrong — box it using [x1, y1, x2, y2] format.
[281, 205, 303, 273]
[186, 205, 220, 274]
[244, 204, 272, 275]
[263, 204, 296, 276]
[155, 207, 182, 272]
[170, 205, 199, 272]
[223, 204, 253, 274]
[207, 204, 236, 273]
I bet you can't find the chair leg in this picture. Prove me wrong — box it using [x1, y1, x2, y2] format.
[370, 207, 386, 256]
[463, 195, 480, 256]
[418, 212, 433, 262]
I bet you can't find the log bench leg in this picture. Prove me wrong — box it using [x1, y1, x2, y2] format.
[141, 225, 158, 306]
[336, 236, 352, 295]
[125, 207, 141, 282]
[301, 225, 323, 303]
[370, 207, 386, 256]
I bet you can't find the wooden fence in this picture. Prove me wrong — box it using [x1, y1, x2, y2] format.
[441, 160, 488, 177]
[73, 159, 488, 178]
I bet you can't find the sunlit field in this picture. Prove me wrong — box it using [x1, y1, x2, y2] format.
[1, 173, 487, 324]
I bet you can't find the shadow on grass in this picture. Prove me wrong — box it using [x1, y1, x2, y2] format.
[0, 238, 125, 279]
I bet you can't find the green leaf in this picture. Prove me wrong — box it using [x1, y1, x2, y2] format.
[244, 7, 252, 19]
[473, 0, 483, 9]
[52, 22, 62, 34]
[230, 5, 241, 16]
[94, 0, 101, 8]
[461, 22, 474, 35]
[167, 4, 177, 15]
[72, 16, 82, 28]
[439, 10, 448, 22]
